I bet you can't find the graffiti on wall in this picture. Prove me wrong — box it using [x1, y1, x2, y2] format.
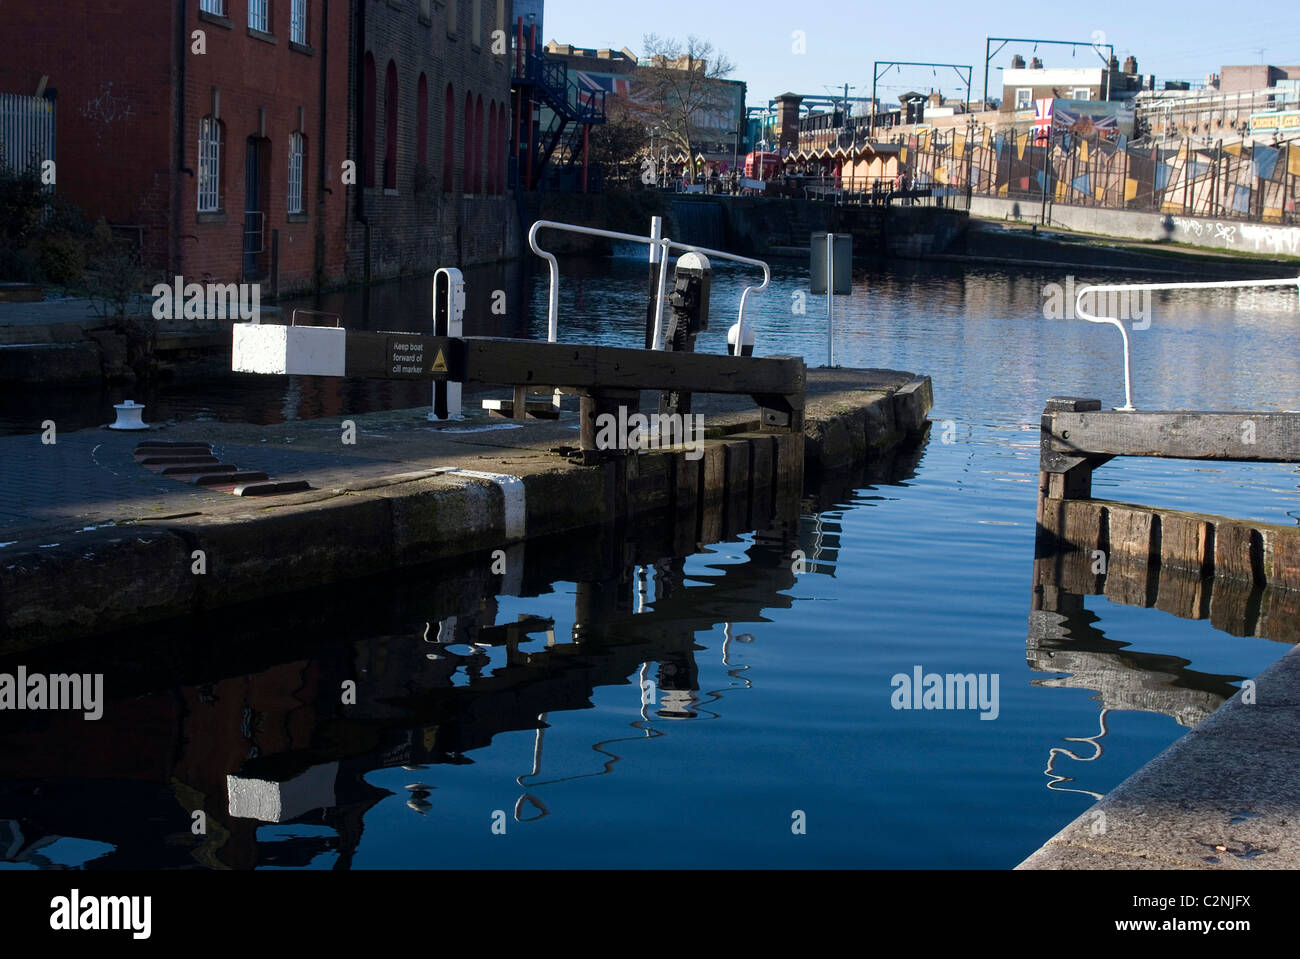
[1169, 215, 1300, 254]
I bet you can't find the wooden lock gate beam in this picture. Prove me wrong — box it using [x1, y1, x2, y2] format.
[327, 329, 807, 450]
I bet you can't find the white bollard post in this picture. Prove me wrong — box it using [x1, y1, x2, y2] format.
[727, 322, 755, 357]
[429, 268, 465, 421]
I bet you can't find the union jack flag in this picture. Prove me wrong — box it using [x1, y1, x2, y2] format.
[574, 71, 631, 98]
[1032, 98, 1053, 142]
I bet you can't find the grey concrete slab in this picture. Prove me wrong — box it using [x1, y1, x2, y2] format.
[1018, 645, 1300, 870]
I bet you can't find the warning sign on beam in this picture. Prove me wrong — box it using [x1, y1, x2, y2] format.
[388, 338, 428, 378]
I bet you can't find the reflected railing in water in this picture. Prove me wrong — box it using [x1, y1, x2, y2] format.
[1029, 547, 1299, 799]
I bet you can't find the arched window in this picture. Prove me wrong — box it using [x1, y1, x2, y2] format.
[497, 104, 507, 193]
[463, 91, 474, 192]
[474, 95, 484, 193]
[288, 131, 306, 214]
[417, 73, 429, 169]
[197, 115, 224, 212]
[384, 60, 398, 190]
[443, 84, 455, 192]
[363, 53, 376, 188]
[486, 102, 496, 194]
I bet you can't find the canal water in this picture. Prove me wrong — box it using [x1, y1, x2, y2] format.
[2, 251, 1298, 869]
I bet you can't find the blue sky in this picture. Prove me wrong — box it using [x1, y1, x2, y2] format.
[542, 1, 1300, 108]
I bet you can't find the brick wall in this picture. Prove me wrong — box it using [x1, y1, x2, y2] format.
[0, 4, 175, 271]
[345, 0, 520, 282]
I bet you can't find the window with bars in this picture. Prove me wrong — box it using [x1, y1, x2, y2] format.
[248, 0, 269, 33]
[291, 0, 307, 44]
[200, 0, 225, 15]
[198, 116, 222, 212]
[288, 132, 305, 213]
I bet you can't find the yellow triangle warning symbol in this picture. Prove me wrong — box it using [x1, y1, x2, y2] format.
[432, 349, 447, 373]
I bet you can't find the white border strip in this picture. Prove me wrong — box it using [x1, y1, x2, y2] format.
[442, 468, 527, 541]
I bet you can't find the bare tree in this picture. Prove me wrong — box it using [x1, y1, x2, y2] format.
[630, 34, 738, 165]
[588, 98, 651, 181]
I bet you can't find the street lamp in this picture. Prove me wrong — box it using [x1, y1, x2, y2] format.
[728, 130, 740, 191]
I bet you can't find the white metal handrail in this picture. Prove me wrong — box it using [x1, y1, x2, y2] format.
[1075, 275, 1300, 411]
[528, 219, 771, 353]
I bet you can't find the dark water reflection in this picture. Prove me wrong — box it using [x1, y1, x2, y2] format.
[0, 447, 892, 868]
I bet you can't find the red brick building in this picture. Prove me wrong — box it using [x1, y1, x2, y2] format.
[0, 0, 522, 294]
[0, 1, 350, 296]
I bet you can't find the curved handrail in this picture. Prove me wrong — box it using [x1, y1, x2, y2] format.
[528, 219, 771, 352]
[1074, 275, 1300, 411]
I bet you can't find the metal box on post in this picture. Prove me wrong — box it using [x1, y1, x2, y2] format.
[810, 233, 852, 295]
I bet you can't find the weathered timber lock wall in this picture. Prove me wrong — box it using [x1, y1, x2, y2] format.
[1037, 396, 1300, 593]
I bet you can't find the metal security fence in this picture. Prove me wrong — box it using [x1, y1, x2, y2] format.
[0, 92, 56, 191]
[792, 123, 1298, 223]
[905, 126, 1299, 225]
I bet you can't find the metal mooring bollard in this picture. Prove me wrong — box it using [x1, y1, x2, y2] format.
[109, 400, 149, 430]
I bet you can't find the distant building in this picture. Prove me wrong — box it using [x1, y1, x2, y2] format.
[997, 53, 1143, 140]
[543, 39, 747, 162]
[1136, 63, 1300, 141]
[1218, 65, 1300, 94]
[1000, 53, 1145, 113]
[771, 93, 803, 152]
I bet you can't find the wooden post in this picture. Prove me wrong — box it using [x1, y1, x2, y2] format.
[1038, 396, 1106, 550]
[579, 389, 638, 466]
